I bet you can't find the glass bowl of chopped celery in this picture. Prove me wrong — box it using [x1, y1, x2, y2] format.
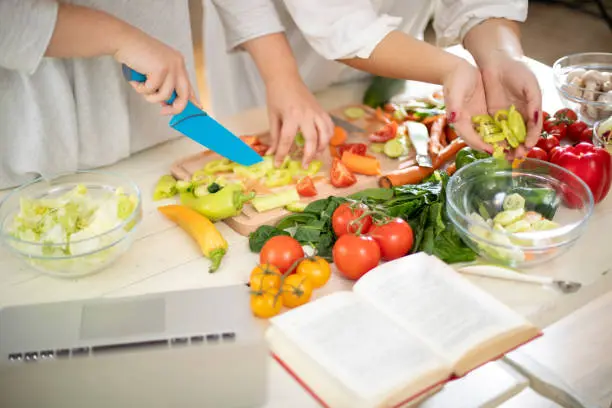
[0, 171, 142, 278]
[446, 158, 594, 268]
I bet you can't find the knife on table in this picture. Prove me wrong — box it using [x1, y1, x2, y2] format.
[405, 121, 432, 168]
[330, 114, 366, 134]
[122, 65, 263, 166]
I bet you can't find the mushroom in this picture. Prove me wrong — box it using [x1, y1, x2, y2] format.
[564, 76, 584, 98]
[582, 70, 607, 101]
[566, 68, 586, 84]
[603, 81, 612, 93]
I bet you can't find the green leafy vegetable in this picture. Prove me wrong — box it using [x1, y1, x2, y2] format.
[248, 225, 290, 252]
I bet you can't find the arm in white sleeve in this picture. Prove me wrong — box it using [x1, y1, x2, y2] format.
[282, 0, 402, 60]
[0, 0, 59, 74]
[433, 0, 528, 48]
[209, 0, 286, 52]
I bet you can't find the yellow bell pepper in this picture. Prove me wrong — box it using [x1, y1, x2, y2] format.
[158, 204, 228, 272]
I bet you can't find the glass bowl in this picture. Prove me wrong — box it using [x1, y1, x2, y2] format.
[446, 158, 594, 268]
[592, 117, 612, 154]
[553, 52, 612, 126]
[0, 171, 142, 278]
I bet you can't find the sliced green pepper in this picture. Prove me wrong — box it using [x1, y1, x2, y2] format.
[287, 160, 322, 179]
[501, 120, 519, 148]
[153, 175, 177, 201]
[203, 159, 235, 175]
[181, 183, 254, 221]
[265, 169, 293, 188]
[175, 180, 192, 193]
[472, 114, 495, 124]
[508, 105, 527, 143]
[233, 157, 274, 179]
[494, 109, 509, 125]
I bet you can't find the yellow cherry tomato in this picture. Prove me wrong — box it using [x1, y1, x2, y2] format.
[249, 264, 282, 291]
[281, 274, 313, 308]
[296, 256, 331, 288]
[250, 290, 282, 319]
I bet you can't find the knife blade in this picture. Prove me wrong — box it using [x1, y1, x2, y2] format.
[122, 65, 262, 166]
[330, 114, 366, 134]
[405, 121, 432, 168]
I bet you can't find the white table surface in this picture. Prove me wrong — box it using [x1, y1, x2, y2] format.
[1, 47, 610, 407]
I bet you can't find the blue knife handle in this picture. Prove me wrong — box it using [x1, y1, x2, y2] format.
[121, 64, 177, 105]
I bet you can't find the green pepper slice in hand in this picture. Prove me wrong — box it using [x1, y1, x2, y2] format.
[508, 106, 527, 143]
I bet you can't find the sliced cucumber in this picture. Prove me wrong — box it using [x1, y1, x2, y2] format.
[285, 201, 307, 213]
[370, 143, 385, 154]
[344, 106, 366, 120]
[505, 220, 532, 233]
[493, 208, 525, 226]
[531, 219, 560, 231]
[503, 193, 525, 211]
[383, 138, 405, 158]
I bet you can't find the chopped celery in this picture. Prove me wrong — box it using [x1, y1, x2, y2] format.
[251, 188, 301, 213]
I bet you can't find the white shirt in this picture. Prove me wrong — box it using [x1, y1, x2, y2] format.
[0, 0, 197, 190]
[205, 0, 527, 118]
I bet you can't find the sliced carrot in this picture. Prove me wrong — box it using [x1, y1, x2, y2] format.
[341, 151, 381, 176]
[445, 124, 458, 142]
[428, 115, 447, 158]
[446, 162, 457, 176]
[374, 107, 392, 124]
[379, 166, 434, 188]
[383, 103, 396, 113]
[421, 114, 445, 129]
[433, 138, 467, 169]
[329, 144, 340, 158]
[330, 126, 348, 146]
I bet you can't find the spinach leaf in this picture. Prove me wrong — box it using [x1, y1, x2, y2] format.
[276, 213, 318, 230]
[432, 229, 477, 263]
[248, 225, 290, 252]
[348, 188, 394, 202]
[293, 220, 325, 244]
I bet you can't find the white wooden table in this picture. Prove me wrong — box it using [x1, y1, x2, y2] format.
[1, 47, 610, 407]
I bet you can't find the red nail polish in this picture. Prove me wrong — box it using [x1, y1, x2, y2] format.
[533, 111, 539, 123]
[448, 112, 457, 123]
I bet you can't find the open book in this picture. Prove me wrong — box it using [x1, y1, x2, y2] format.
[266, 253, 541, 408]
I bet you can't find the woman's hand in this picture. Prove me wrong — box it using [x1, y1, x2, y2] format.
[114, 29, 199, 115]
[443, 60, 493, 153]
[265, 76, 334, 168]
[479, 54, 542, 157]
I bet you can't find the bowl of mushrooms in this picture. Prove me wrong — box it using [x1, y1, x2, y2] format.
[553, 52, 612, 126]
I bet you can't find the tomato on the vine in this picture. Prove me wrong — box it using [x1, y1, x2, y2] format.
[536, 133, 560, 152]
[527, 146, 549, 161]
[580, 128, 594, 143]
[260, 235, 305, 274]
[567, 121, 589, 142]
[332, 235, 381, 280]
[281, 274, 313, 308]
[368, 218, 414, 261]
[296, 256, 331, 288]
[332, 203, 373, 237]
[250, 290, 282, 318]
[554, 108, 578, 122]
[542, 111, 551, 122]
[249, 264, 282, 291]
[544, 121, 568, 141]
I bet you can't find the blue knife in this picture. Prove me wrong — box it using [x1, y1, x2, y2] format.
[121, 65, 262, 166]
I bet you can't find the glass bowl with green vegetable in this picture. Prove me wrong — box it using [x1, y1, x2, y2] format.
[0, 171, 142, 278]
[446, 158, 594, 268]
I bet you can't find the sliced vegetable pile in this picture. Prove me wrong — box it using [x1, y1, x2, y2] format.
[7, 185, 137, 257]
[472, 105, 527, 159]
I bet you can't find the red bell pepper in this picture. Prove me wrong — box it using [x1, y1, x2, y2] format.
[549, 142, 612, 205]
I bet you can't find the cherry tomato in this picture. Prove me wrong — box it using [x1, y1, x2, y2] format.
[260, 235, 305, 274]
[332, 203, 373, 237]
[554, 108, 578, 122]
[542, 111, 551, 122]
[369, 122, 398, 143]
[332, 235, 381, 280]
[545, 122, 568, 141]
[526, 146, 549, 161]
[296, 176, 317, 197]
[579, 128, 594, 144]
[330, 158, 357, 188]
[536, 133, 561, 152]
[249, 264, 282, 291]
[296, 257, 331, 288]
[250, 290, 282, 318]
[368, 218, 414, 261]
[281, 274, 313, 308]
[567, 121, 589, 142]
[337, 143, 368, 157]
[548, 146, 565, 164]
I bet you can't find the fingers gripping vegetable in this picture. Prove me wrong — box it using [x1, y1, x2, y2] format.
[249, 264, 282, 291]
[296, 256, 331, 288]
[281, 274, 314, 308]
[180, 183, 254, 221]
[260, 235, 305, 274]
[472, 105, 527, 157]
[158, 205, 228, 272]
[153, 175, 178, 201]
[332, 203, 373, 236]
[369, 218, 414, 261]
[332, 234, 381, 280]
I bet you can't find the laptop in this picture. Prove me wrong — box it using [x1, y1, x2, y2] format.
[0, 285, 268, 408]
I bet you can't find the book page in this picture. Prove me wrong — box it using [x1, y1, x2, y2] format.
[268, 291, 452, 407]
[353, 253, 538, 369]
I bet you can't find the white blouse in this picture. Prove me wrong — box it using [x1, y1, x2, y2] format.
[205, 0, 527, 117]
[0, 0, 197, 190]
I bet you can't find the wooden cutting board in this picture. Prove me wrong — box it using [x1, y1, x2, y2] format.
[169, 104, 414, 236]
